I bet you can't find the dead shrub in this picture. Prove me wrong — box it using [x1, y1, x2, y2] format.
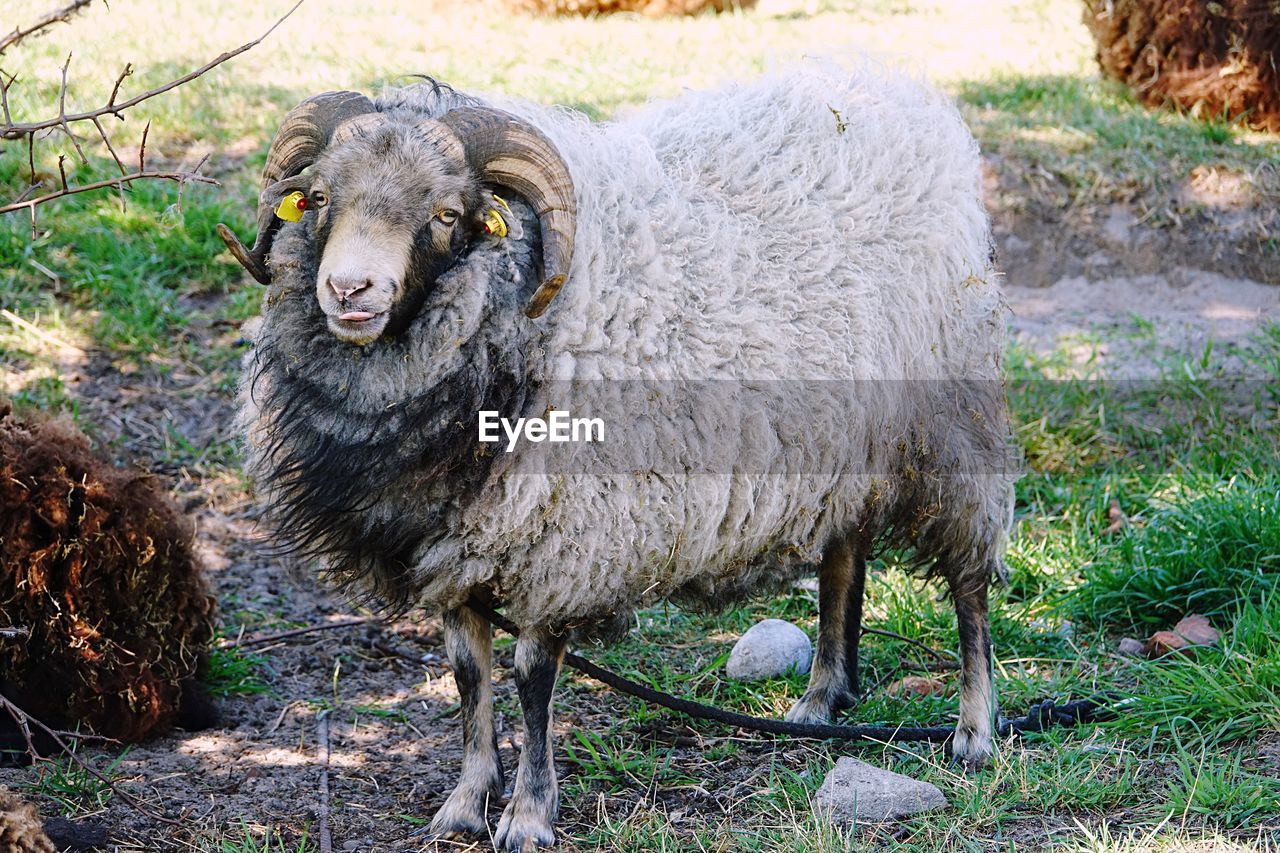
[0, 402, 217, 744]
[1083, 0, 1280, 133]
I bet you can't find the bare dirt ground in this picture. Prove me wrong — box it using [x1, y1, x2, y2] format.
[2, 162, 1277, 852]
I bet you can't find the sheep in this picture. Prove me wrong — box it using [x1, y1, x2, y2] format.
[218, 64, 1017, 850]
[0, 402, 218, 748]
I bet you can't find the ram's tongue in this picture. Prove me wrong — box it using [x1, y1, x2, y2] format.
[339, 311, 376, 322]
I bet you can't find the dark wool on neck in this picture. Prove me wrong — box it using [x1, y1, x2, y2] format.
[243, 218, 538, 610]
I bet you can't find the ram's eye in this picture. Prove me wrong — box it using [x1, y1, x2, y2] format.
[437, 209, 459, 226]
[310, 190, 329, 208]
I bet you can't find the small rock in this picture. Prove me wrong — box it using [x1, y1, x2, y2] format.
[1117, 637, 1145, 657]
[725, 619, 811, 681]
[814, 757, 948, 824]
[885, 676, 945, 698]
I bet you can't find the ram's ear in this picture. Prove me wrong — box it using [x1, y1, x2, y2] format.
[260, 173, 313, 210]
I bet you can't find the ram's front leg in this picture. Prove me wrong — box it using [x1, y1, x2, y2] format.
[494, 627, 566, 852]
[430, 607, 503, 839]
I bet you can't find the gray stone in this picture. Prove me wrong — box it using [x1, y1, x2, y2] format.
[813, 757, 948, 824]
[725, 618, 811, 681]
[1117, 637, 1145, 657]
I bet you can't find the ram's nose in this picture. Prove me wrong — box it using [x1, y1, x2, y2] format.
[328, 276, 372, 303]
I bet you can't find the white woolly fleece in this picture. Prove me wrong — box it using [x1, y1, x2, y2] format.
[247, 62, 1016, 632]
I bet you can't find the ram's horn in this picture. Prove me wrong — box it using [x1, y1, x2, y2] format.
[436, 107, 577, 318]
[217, 91, 380, 284]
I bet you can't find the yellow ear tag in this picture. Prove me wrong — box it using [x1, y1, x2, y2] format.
[482, 193, 513, 238]
[275, 191, 306, 223]
[483, 208, 508, 238]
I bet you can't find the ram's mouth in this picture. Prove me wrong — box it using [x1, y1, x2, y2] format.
[327, 310, 389, 344]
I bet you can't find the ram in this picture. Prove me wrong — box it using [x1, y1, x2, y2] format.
[219, 66, 1017, 850]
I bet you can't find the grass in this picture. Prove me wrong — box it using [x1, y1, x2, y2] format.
[2, 0, 1279, 849]
[201, 823, 313, 853]
[23, 744, 130, 816]
[204, 646, 272, 698]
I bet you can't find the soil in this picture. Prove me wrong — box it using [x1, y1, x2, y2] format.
[0, 158, 1276, 852]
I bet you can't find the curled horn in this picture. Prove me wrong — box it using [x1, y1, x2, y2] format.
[217, 91, 379, 284]
[435, 107, 577, 318]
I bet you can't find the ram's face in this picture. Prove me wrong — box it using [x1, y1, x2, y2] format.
[217, 92, 577, 329]
[301, 129, 481, 345]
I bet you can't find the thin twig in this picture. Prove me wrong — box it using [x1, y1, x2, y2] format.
[0, 0, 305, 139]
[220, 618, 374, 650]
[0, 69, 16, 127]
[899, 657, 959, 672]
[92, 115, 125, 175]
[0, 0, 94, 56]
[861, 625, 958, 664]
[371, 639, 441, 666]
[316, 709, 333, 853]
[0, 694, 176, 825]
[0, 626, 31, 639]
[0, 169, 216, 215]
[55, 52, 89, 164]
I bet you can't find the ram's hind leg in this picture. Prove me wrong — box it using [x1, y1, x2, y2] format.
[786, 535, 867, 725]
[949, 572, 997, 770]
[495, 627, 566, 852]
[430, 607, 503, 839]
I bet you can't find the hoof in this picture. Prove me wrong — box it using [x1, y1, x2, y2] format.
[785, 688, 853, 726]
[949, 726, 994, 772]
[494, 801, 556, 851]
[427, 785, 496, 840]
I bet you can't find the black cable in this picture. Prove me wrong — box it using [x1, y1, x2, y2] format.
[467, 600, 1111, 745]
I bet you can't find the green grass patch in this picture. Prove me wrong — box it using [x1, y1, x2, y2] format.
[204, 645, 271, 698]
[1077, 478, 1280, 630]
[23, 745, 130, 816]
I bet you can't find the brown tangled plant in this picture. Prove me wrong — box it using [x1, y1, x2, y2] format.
[1083, 0, 1280, 132]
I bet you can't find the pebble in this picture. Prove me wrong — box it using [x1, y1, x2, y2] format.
[1117, 637, 1145, 657]
[725, 618, 812, 681]
[814, 757, 948, 824]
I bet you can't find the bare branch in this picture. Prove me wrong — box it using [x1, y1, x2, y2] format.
[1, 0, 304, 218]
[219, 618, 374, 650]
[0, 626, 31, 639]
[316, 710, 333, 853]
[0, 168, 217, 216]
[0, 0, 305, 139]
[0, 0, 94, 56]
